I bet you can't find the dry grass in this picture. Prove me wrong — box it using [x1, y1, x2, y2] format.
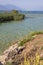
[20, 53, 43, 65]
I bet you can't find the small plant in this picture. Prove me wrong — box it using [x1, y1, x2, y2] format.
[23, 57, 30, 65]
[19, 39, 27, 46]
[5, 62, 12, 65]
[33, 53, 40, 65]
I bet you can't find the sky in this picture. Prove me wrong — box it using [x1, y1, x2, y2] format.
[0, 0, 43, 11]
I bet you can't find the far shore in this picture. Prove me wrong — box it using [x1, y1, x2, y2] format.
[0, 10, 25, 23]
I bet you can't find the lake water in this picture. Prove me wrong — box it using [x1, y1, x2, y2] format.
[0, 13, 43, 45]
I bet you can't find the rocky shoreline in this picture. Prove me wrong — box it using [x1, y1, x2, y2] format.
[0, 43, 25, 65]
[0, 34, 43, 65]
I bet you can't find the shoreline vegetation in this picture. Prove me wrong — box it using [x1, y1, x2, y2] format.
[0, 10, 25, 22]
[0, 31, 43, 54]
[19, 31, 43, 46]
[0, 31, 43, 65]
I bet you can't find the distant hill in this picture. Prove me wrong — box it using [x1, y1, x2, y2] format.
[0, 5, 21, 10]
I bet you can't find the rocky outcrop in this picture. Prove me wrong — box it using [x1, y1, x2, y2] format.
[0, 16, 14, 22]
[0, 11, 25, 22]
[0, 14, 25, 22]
[0, 44, 25, 65]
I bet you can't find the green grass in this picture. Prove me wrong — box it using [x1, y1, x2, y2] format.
[19, 31, 43, 46]
[29, 31, 43, 35]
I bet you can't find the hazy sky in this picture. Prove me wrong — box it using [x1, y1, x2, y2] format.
[0, 0, 43, 11]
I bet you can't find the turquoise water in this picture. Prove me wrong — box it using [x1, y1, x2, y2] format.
[0, 14, 43, 44]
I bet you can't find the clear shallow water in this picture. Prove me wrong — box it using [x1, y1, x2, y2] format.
[0, 14, 43, 44]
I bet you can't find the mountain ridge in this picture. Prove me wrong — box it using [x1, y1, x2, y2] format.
[0, 4, 21, 10]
